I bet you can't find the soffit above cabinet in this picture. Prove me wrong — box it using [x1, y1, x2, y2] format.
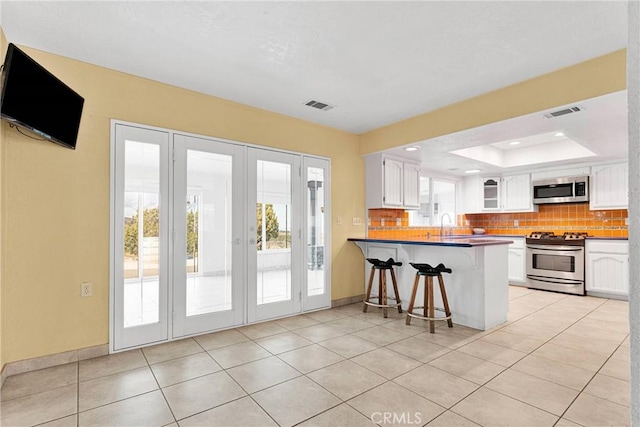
[385, 90, 628, 177]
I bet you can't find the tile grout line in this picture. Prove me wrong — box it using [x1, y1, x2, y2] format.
[460, 294, 621, 425]
[76, 360, 80, 427]
[554, 339, 631, 425]
[141, 344, 178, 425]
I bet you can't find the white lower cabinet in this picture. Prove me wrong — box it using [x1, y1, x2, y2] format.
[490, 237, 526, 284]
[586, 240, 629, 298]
[507, 247, 526, 284]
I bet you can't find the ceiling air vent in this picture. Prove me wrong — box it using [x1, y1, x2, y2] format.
[304, 100, 335, 111]
[543, 106, 584, 119]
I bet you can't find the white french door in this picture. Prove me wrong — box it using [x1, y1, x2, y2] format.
[247, 148, 302, 322]
[112, 124, 170, 350]
[172, 134, 245, 337]
[303, 157, 331, 311]
[112, 122, 331, 351]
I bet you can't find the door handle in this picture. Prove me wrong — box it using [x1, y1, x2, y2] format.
[249, 238, 256, 245]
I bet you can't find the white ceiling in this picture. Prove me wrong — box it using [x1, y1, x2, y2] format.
[1, 1, 628, 135]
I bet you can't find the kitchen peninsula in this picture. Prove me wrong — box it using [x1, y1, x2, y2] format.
[348, 237, 513, 330]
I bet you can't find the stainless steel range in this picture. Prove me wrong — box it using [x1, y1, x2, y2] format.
[525, 231, 587, 295]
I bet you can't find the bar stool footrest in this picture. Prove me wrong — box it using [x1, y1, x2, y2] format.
[407, 306, 452, 322]
[363, 297, 402, 309]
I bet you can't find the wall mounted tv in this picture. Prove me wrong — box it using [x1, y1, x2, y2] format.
[1, 43, 84, 150]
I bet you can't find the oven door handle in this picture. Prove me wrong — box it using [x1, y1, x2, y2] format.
[526, 275, 584, 286]
[526, 245, 584, 251]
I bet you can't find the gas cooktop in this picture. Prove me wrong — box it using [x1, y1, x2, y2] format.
[526, 231, 588, 245]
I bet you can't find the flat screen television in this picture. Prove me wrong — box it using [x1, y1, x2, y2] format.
[1, 43, 84, 150]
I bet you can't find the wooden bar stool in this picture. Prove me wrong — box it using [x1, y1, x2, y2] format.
[363, 258, 403, 318]
[406, 262, 453, 333]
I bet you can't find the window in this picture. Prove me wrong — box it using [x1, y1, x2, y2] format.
[408, 173, 456, 226]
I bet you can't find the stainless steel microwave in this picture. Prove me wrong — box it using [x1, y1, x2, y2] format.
[532, 176, 589, 204]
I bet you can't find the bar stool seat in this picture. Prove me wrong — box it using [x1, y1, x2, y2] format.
[363, 258, 403, 318]
[406, 262, 453, 333]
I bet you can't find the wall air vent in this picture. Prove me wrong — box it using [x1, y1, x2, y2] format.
[543, 106, 584, 119]
[304, 100, 335, 111]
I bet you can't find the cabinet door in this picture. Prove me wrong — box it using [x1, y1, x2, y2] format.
[502, 174, 532, 212]
[507, 248, 526, 283]
[460, 175, 483, 214]
[482, 178, 500, 210]
[403, 163, 420, 208]
[383, 158, 403, 207]
[586, 252, 629, 295]
[590, 163, 628, 210]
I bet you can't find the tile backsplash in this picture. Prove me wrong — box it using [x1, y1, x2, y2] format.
[368, 203, 628, 239]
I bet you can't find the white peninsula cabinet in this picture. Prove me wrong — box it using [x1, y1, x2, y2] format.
[590, 162, 628, 210]
[461, 173, 534, 214]
[366, 154, 420, 209]
[586, 240, 629, 299]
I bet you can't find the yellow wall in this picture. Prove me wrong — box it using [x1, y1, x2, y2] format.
[359, 50, 626, 154]
[1, 45, 366, 364]
[0, 27, 6, 372]
[0, 40, 627, 366]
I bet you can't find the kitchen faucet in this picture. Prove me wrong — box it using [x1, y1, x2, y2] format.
[440, 212, 453, 237]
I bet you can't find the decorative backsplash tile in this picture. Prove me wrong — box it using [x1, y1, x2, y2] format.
[368, 203, 628, 238]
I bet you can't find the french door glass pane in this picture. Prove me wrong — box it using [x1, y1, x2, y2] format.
[256, 160, 292, 305]
[186, 150, 233, 316]
[307, 167, 325, 296]
[123, 141, 160, 327]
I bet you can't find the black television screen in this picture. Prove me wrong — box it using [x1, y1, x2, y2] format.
[0, 43, 84, 150]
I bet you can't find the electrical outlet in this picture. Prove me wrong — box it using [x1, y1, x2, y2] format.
[81, 282, 93, 297]
[514, 220, 519, 226]
[352, 217, 362, 226]
[465, 220, 470, 226]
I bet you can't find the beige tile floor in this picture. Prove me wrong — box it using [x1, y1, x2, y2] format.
[0, 286, 631, 427]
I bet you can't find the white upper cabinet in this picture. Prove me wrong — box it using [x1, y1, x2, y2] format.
[460, 175, 483, 214]
[461, 173, 534, 214]
[402, 163, 421, 208]
[482, 178, 501, 210]
[366, 154, 420, 209]
[590, 162, 628, 210]
[383, 158, 403, 207]
[502, 174, 533, 211]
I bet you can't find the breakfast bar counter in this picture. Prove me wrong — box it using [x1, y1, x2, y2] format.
[348, 237, 513, 330]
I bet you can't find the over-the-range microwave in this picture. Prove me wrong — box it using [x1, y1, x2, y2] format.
[532, 176, 589, 204]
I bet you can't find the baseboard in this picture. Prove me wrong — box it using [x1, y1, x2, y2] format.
[1, 364, 7, 388]
[332, 294, 364, 308]
[2, 344, 109, 380]
[2, 298, 365, 382]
